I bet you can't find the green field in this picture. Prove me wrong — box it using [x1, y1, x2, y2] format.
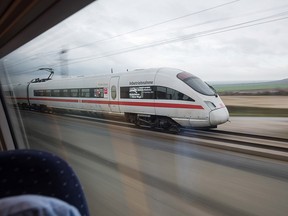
[226, 106, 288, 117]
[212, 79, 288, 95]
[215, 79, 288, 116]
[214, 83, 288, 93]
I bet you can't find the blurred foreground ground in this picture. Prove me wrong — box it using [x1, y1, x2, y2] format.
[23, 111, 288, 216]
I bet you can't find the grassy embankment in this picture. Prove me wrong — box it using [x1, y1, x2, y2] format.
[213, 80, 288, 117]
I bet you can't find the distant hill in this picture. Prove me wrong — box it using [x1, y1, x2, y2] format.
[213, 78, 288, 96]
[264, 78, 288, 85]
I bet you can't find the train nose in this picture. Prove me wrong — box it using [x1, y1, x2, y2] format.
[209, 107, 229, 126]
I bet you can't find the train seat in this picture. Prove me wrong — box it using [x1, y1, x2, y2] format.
[0, 149, 89, 216]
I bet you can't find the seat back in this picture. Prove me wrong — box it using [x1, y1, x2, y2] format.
[0, 149, 89, 216]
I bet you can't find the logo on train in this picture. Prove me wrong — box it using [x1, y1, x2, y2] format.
[129, 81, 153, 85]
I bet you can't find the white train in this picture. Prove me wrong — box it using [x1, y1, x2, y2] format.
[11, 68, 229, 132]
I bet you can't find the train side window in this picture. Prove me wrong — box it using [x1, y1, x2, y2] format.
[34, 90, 42, 96]
[120, 86, 154, 99]
[182, 94, 194, 101]
[51, 89, 60, 97]
[142, 86, 154, 99]
[44, 90, 51, 97]
[80, 88, 90, 98]
[120, 87, 129, 98]
[94, 88, 104, 98]
[70, 89, 79, 97]
[156, 86, 167, 99]
[61, 89, 69, 97]
[156, 87, 195, 101]
[176, 91, 195, 101]
[111, 86, 117, 100]
[39, 90, 44, 96]
[166, 87, 175, 100]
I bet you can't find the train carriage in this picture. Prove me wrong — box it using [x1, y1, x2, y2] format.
[11, 68, 229, 132]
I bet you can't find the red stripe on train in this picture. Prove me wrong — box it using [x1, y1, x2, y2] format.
[16, 97, 204, 110]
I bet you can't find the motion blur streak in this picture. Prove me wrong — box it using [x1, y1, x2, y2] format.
[19, 111, 288, 216]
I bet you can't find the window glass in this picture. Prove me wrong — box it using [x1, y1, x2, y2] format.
[70, 89, 79, 97]
[94, 88, 104, 98]
[51, 89, 60, 97]
[166, 87, 175, 100]
[167, 87, 194, 101]
[80, 88, 90, 98]
[61, 89, 69, 97]
[120, 87, 129, 98]
[121, 86, 154, 99]
[43, 90, 51, 97]
[1, 1, 287, 216]
[155, 86, 194, 101]
[120, 86, 192, 101]
[177, 72, 215, 96]
[34, 90, 44, 96]
[111, 85, 116, 99]
[156, 86, 167, 99]
[182, 94, 194, 101]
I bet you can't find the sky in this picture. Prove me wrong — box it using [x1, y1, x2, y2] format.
[2, 0, 288, 84]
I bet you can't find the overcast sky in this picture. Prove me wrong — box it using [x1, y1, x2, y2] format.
[2, 0, 288, 83]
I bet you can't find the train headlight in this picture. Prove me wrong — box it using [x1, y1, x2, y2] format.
[205, 101, 216, 110]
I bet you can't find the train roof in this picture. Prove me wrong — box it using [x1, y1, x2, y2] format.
[25, 68, 181, 82]
[22, 68, 199, 89]
[49, 67, 185, 81]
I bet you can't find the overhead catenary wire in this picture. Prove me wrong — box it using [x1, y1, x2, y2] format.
[65, 0, 241, 51]
[6, 4, 288, 75]
[7, 1, 288, 69]
[6, 0, 241, 68]
[7, 3, 288, 70]
[146, 3, 288, 37]
[8, 11, 288, 76]
[51, 11, 288, 67]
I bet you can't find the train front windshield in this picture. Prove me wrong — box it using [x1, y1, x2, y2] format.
[177, 72, 216, 96]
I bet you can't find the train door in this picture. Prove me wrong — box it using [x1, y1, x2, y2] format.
[109, 76, 120, 112]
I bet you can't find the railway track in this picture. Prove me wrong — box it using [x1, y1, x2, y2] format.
[182, 128, 288, 152]
[58, 112, 288, 160]
[208, 129, 288, 143]
[180, 128, 288, 162]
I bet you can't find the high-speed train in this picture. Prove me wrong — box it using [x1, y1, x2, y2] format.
[10, 68, 229, 132]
